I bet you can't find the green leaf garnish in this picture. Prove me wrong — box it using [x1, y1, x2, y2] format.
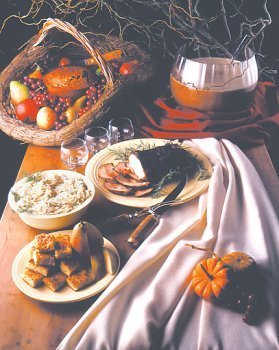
[12, 191, 21, 202]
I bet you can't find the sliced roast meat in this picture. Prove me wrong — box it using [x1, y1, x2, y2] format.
[128, 144, 200, 184]
[126, 170, 144, 181]
[98, 163, 119, 180]
[114, 162, 143, 181]
[114, 162, 131, 175]
[134, 187, 154, 197]
[104, 182, 132, 195]
[128, 153, 147, 180]
[115, 175, 150, 188]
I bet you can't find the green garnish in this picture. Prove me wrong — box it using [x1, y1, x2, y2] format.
[108, 140, 157, 161]
[25, 172, 42, 183]
[12, 191, 21, 202]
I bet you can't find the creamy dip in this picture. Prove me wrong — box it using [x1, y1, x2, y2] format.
[11, 172, 92, 215]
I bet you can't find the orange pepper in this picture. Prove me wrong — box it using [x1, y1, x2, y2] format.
[84, 50, 123, 66]
[29, 67, 43, 80]
[58, 57, 71, 66]
[119, 60, 139, 75]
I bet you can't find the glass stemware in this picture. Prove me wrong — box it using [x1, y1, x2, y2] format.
[170, 45, 258, 112]
[84, 126, 111, 155]
[60, 138, 89, 170]
[108, 117, 134, 144]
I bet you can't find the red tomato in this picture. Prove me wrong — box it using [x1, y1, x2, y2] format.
[58, 57, 71, 66]
[119, 60, 139, 75]
[15, 99, 39, 123]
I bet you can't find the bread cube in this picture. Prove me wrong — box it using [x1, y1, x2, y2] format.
[31, 248, 55, 266]
[33, 233, 55, 252]
[55, 235, 72, 259]
[26, 259, 52, 276]
[59, 258, 83, 276]
[21, 268, 44, 288]
[43, 272, 67, 292]
[66, 270, 94, 291]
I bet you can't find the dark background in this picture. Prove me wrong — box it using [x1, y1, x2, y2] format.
[0, 0, 278, 214]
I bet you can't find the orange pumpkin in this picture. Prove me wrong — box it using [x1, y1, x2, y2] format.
[43, 66, 90, 97]
[192, 257, 231, 301]
[222, 251, 256, 273]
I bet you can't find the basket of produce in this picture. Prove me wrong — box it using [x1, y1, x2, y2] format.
[0, 18, 153, 146]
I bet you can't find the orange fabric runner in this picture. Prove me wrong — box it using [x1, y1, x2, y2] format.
[135, 82, 279, 150]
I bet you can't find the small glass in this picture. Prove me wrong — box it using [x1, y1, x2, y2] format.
[108, 117, 134, 144]
[60, 138, 89, 170]
[84, 126, 111, 155]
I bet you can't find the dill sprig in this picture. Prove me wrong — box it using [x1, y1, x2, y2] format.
[152, 170, 187, 198]
[11, 191, 21, 202]
[25, 172, 42, 183]
[108, 140, 157, 161]
[196, 165, 211, 181]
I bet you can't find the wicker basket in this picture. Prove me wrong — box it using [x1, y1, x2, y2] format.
[0, 19, 153, 146]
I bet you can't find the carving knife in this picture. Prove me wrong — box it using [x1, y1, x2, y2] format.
[127, 175, 187, 247]
[97, 198, 181, 234]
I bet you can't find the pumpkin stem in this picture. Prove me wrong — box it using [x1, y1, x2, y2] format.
[185, 244, 219, 258]
[200, 263, 214, 280]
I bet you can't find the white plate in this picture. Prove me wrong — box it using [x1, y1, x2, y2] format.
[12, 231, 120, 303]
[85, 138, 213, 208]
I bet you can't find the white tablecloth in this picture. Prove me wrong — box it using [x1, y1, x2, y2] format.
[58, 138, 279, 350]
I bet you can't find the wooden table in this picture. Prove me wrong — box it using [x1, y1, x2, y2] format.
[0, 143, 278, 350]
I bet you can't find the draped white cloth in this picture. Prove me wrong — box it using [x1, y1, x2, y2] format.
[58, 139, 279, 350]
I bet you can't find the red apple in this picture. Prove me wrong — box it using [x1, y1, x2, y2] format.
[36, 106, 57, 131]
[15, 99, 38, 123]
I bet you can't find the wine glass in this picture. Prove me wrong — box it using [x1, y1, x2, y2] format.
[108, 117, 134, 144]
[84, 126, 111, 155]
[170, 45, 258, 112]
[60, 138, 89, 170]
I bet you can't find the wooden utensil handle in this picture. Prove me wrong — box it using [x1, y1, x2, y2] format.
[127, 214, 158, 247]
[99, 214, 134, 233]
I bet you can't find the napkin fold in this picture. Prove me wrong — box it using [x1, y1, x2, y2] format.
[58, 139, 279, 350]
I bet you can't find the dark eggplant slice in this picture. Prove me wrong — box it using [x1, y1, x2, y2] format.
[115, 175, 150, 188]
[104, 182, 132, 195]
[98, 163, 119, 180]
[134, 187, 154, 197]
[128, 144, 199, 184]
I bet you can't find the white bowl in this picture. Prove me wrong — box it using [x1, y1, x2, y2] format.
[8, 170, 95, 230]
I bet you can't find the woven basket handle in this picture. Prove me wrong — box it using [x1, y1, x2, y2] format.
[32, 18, 114, 89]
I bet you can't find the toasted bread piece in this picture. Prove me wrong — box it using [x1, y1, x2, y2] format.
[21, 268, 44, 288]
[55, 235, 72, 259]
[43, 272, 67, 292]
[26, 259, 52, 277]
[59, 258, 83, 276]
[66, 270, 94, 291]
[55, 245, 72, 259]
[55, 234, 70, 244]
[31, 248, 55, 266]
[33, 233, 55, 252]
